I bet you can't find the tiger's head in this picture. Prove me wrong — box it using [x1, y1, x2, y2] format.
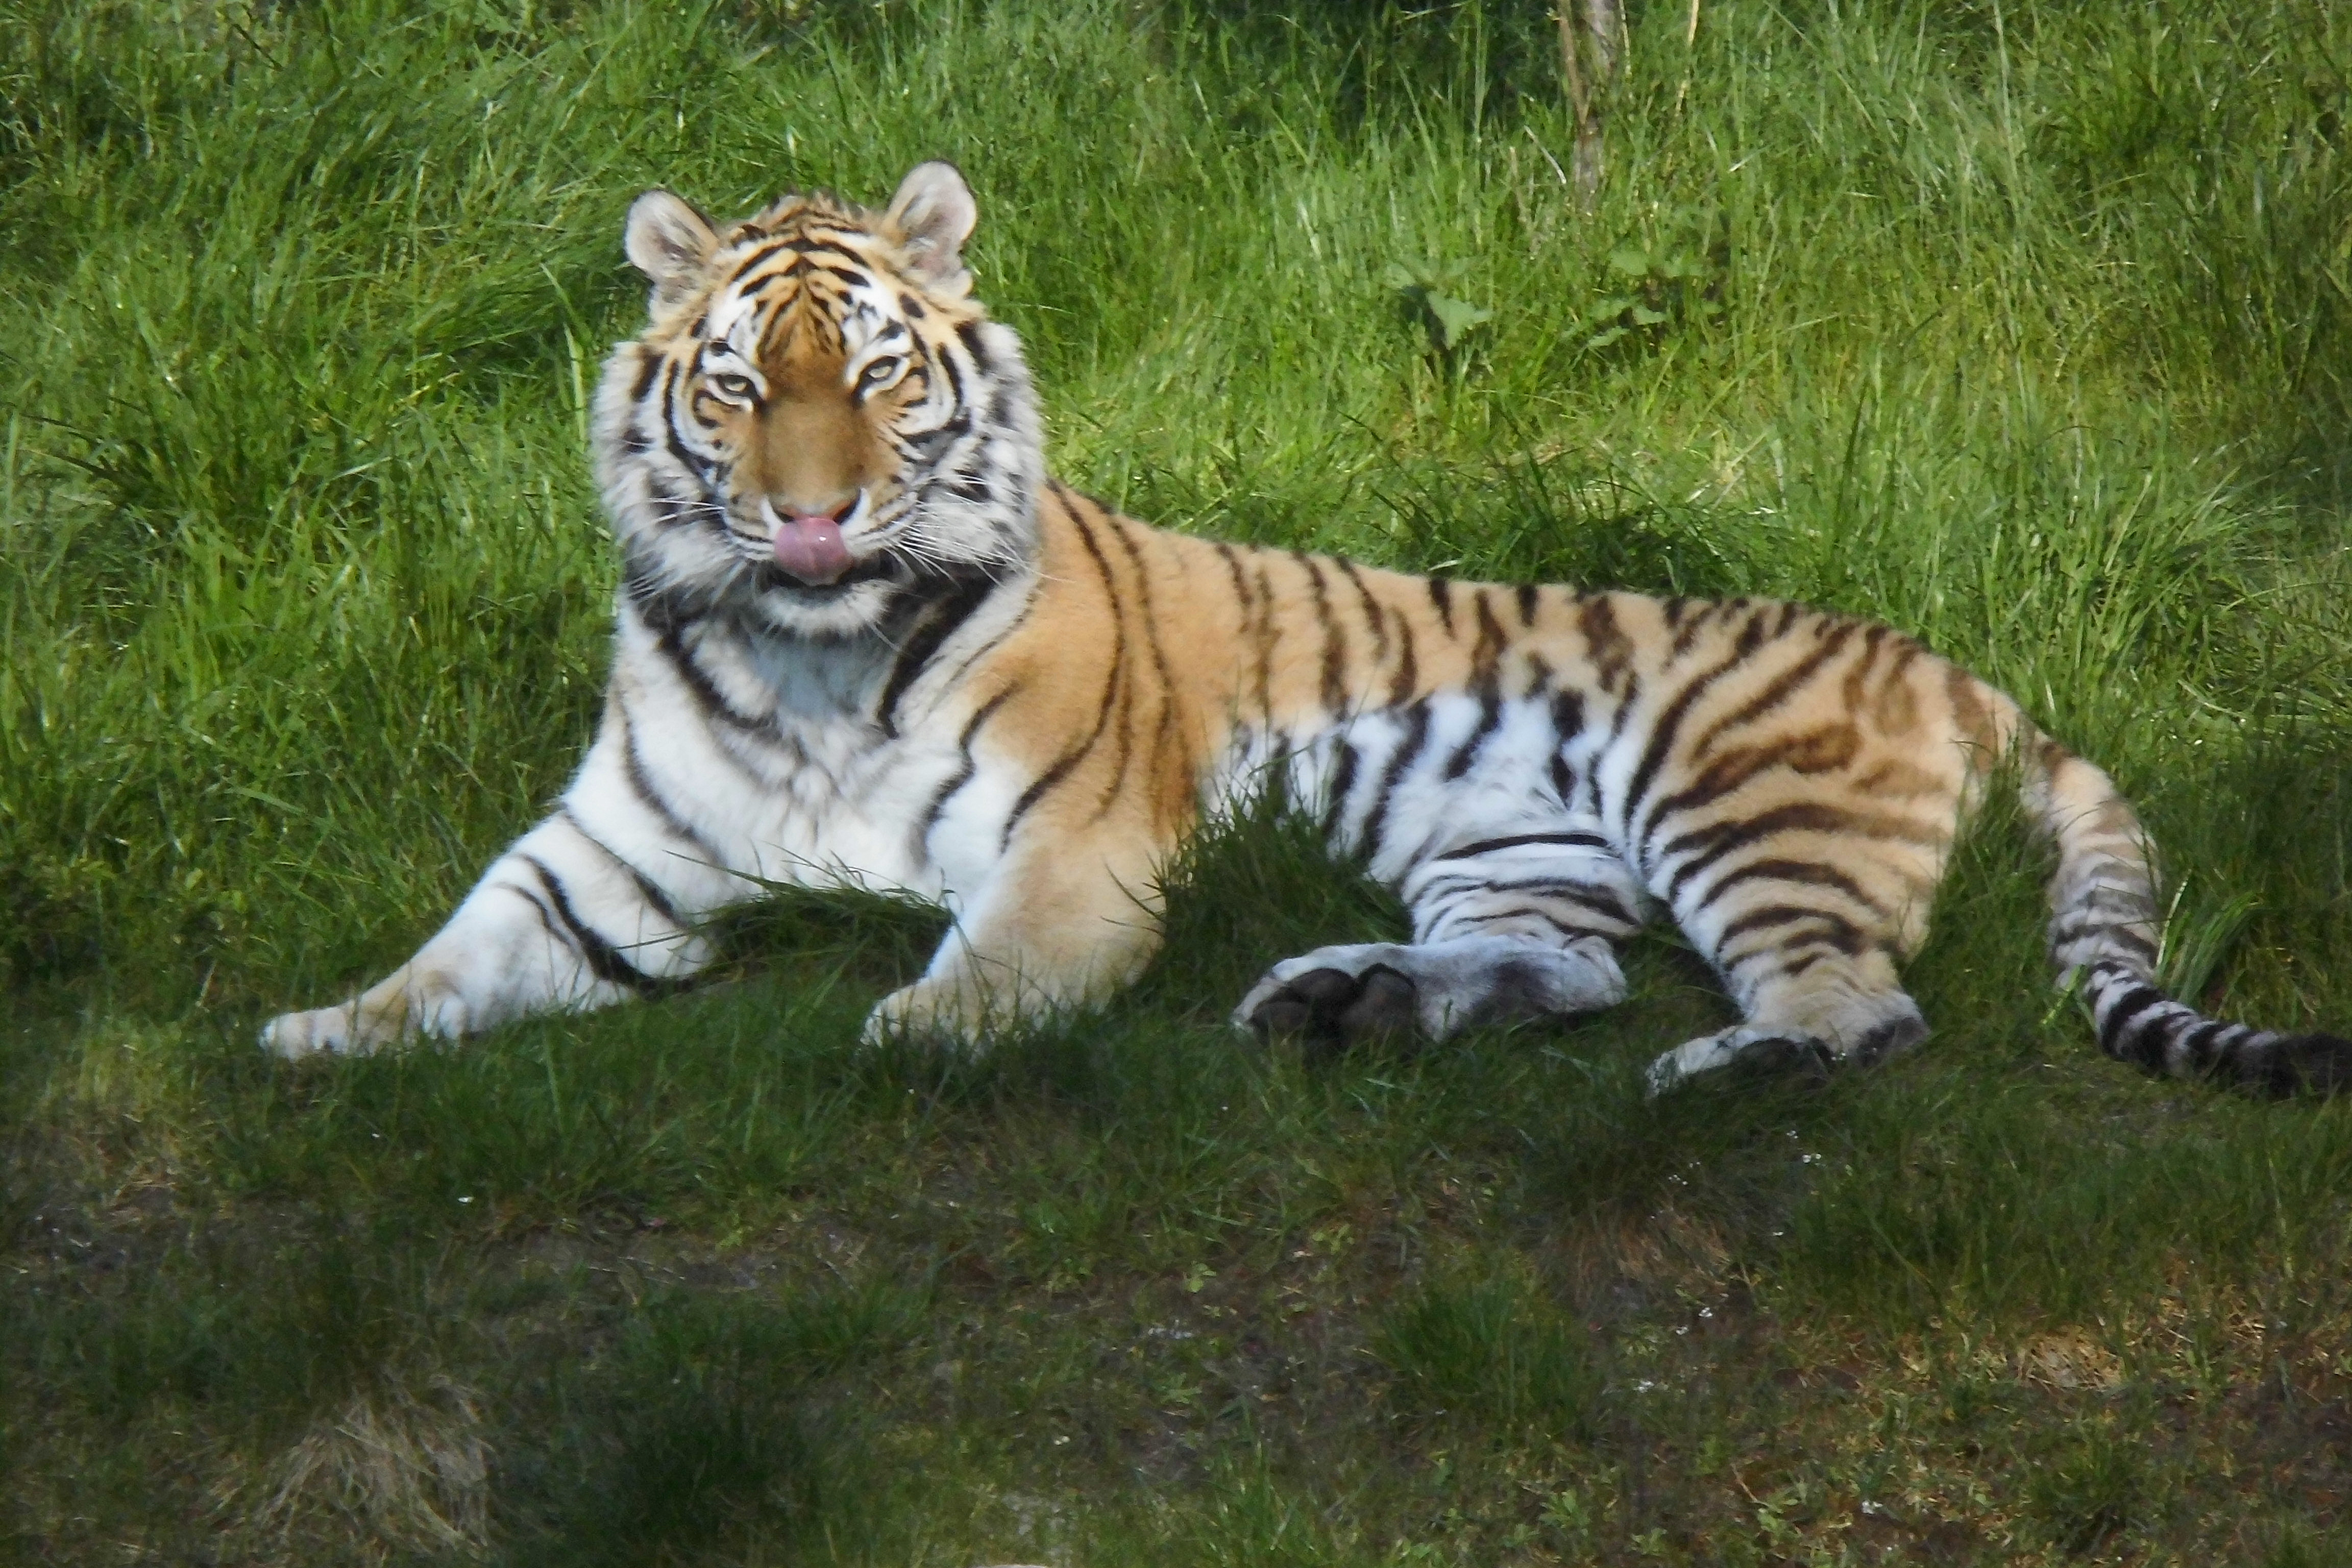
[595, 162, 1042, 640]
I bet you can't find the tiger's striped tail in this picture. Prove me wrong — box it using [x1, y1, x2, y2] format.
[2021, 736, 2352, 1096]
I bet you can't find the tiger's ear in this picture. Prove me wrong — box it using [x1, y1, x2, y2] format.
[624, 189, 718, 307]
[885, 161, 977, 290]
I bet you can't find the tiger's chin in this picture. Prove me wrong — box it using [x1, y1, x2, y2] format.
[747, 578, 905, 640]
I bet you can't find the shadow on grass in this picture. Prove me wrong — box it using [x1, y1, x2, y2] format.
[498, 1284, 923, 1566]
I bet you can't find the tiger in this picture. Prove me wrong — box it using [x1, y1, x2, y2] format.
[261, 161, 2352, 1098]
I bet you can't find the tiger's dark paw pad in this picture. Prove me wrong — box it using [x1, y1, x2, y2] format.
[1647, 1026, 1835, 1096]
[1246, 964, 1419, 1058]
[1716, 1034, 1836, 1089]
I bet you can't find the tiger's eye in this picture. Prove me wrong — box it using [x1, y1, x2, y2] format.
[857, 356, 904, 391]
[709, 372, 757, 400]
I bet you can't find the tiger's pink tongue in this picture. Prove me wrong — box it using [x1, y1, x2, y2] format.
[771, 513, 852, 585]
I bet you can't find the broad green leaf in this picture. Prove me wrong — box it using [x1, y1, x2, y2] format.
[1424, 291, 1493, 350]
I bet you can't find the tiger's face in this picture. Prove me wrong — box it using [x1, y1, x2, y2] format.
[594, 162, 1043, 640]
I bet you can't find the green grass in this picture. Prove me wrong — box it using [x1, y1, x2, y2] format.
[7, 0, 2352, 1561]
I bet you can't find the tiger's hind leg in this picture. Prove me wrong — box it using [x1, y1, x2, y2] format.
[1644, 857, 1931, 1095]
[1235, 815, 1647, 1055]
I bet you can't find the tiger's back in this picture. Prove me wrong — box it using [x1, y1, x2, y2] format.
[261, 162, 2351, 1100]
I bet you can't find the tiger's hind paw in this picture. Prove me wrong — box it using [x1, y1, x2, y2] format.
[1233, 936, 1626, 1056]
[1644, 1027, 1835, 1098]
[1239, 962, 1421, 1059]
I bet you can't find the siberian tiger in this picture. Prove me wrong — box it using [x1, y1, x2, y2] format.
[262, 162, 2351, 1097]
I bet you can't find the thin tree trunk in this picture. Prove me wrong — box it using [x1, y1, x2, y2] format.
[1559, 0, 1622, 208]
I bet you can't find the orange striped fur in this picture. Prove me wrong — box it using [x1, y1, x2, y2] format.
[261, 164, 2350, 1098]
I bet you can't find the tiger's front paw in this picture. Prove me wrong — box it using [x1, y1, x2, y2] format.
[261, 1005, 342, 1059]
[860, 977, 999, 1054]
[261, 1002, 380, 1060]
[259, 974, 469, 1060]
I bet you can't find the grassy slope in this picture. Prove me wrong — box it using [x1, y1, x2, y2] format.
[5, 0, 2352, 1561]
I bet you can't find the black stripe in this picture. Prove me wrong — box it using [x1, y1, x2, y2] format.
[1661, 802, 1916, 903]
[1320, 741, 1362, 842]
[1388, 610, 1420, 708]
[1000, 685, 1117, 846]
[500, 880, 566, 943]
[1213, 540, 1251, 606]
[1454, 905, 1614, 941]
[725, 239, 798, 283]
[1602, 673, 1645, 750]
[934, 336, 968, 407]
[1335, 557, 1390, 668]
[555, 804, 684, 928]
[657, 362, 706, 479]
[628, 348, 662, 404]
[1515, 583, 1539, 627]
[1625, 615, 1774, 839]
[1471, 590, 1508, 674]
[1579, 594, 1633, 694]
[1468, 878, 1638, 926]
[877, 572, 1001, 737]
[1718, 904, 1869, 959]
[2180, 1017, 2234, 1073]
[917, 687, 1016, 852]
[1426, 575, 1455, 635]
[927, 571, 1043, 698]
[1105, 512, 1189, 788]
[1093, 621, 1141, 813]
[1215, 545, 1272, 724]
[1691, 623, 1855, 756]
[1442, 679, 1503, 781]
[1296, 553, 1347, 713]
[954, 320, 993, 372]
[647, 617, 774, 737]
[1359, 702, 1434, 864]
[1841, 624, 1892, 706]
[520, 854, 674, 995]
[1642, 748, 1791, 831]
[1717, 902, 1839, 942]
[1251, 563, 1279, 724]
[617, 705, 729, 867]
[1690, 857, 1892, 920]
[2049, 915, 2159, 958]
[2097, 982, 2170, 1067]
[1670, 599, 1732, 657]
[998, 510, 1125, 845]
[1549, 689, 1587, 765]
[1433, 830, 1613, 861]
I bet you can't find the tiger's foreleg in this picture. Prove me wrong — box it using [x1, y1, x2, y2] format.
[1235, 814, 1646, 1054]
[862, 821, 1168, 1050]
[260, 723, 738, 1058]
